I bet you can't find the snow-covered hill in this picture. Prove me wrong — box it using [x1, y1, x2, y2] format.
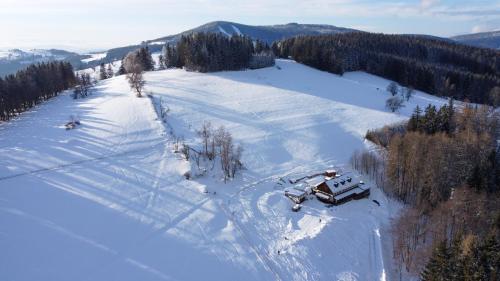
[0, 60, 448, 281]
[100, 21, 357, 67]
[451, 30, 500, 49]
[0, 48, 86, 76]
[150, 21, 356, 45]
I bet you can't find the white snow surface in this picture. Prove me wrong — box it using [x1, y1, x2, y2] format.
[218, 26, 232, 37]
[81, 52, 107, 63]
[0, 59, 447, 281]
[0, 48, 70, 62]
[231, 25, 243, 35]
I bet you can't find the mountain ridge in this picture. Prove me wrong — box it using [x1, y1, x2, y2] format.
[100, 21, 358, 67]
[451, 30, 500, 49]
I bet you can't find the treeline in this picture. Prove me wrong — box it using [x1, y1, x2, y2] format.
[421, 229, 499, 281]
[162, 33, 274, 72]
[273, 33, 500, 106]
[355, 103, 500, 278]
[388, 104, 499, 206]
[0, 61, 75, 121]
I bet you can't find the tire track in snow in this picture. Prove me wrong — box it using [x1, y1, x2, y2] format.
[82, 196, 211, 281]
[368, 228, 386, 281]
[217, 200, 283, 281]
[142, 140, 170, 222]
[0, 141, 167, 182]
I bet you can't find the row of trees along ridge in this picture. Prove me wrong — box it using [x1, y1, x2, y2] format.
[273, 33, 500, 106]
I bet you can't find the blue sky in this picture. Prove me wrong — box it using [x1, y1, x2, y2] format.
[0, 0, 499, 51]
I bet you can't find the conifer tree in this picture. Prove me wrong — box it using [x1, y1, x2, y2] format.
[421, 241, 450, 281]
[158, 54, 165, 70]
[99, 63, 107, 80]
[116, 57, 126, 76]
[106, 64, 114, 78]
[0, 61, 75, 120]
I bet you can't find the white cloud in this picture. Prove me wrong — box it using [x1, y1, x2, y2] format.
[421, 0, 440, 9]
[472, 25, 486, 33]
[1, 0, 499, 48]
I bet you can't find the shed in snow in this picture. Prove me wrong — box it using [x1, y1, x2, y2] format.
[285, 188, 307, 204]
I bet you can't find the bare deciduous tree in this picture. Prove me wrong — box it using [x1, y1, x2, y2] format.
[386, 96, 404, 112]
[387, 82, 399, 96]
[197, 121, 212, 158]
[126, 65, 145, 97]
[404, 87, 414, 101]
[123, 51, 146, 97]
[72, 73, 94, 99]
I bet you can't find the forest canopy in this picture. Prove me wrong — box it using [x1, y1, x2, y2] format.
[354, 103, 500, 279]
[163, 32, 273, 72]
[0, 61, 75, 121]
[273, 33, 500, 106]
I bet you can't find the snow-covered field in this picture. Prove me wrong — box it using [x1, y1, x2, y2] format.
[0, 59, 447, 281]
[81, 52, 107, 63]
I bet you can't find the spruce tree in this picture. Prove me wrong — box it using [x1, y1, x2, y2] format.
[99, 63, 107, 80]
[421, 240, 450, 281]
[117, 57, 126, 75]
[158, 54, 165, 70]
[106, 64, 114, 78]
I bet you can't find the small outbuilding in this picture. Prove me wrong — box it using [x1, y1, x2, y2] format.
[324, 169, 336, 178]
[285, 188, 307, 204]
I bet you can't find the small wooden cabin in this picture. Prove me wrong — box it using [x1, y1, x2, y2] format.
[285, 188, 307, 204]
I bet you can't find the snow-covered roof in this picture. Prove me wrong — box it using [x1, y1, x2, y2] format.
[333, 186, 368, 201]
[293, 183, 310, 192]
[285, 188, 306, 197]
[320, 173, 364, 196]
[306, 178, 325, 187]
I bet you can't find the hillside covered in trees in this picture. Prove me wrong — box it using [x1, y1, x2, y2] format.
[0, 61, 75, 121]
[273, 33, 500, 106]
[163, 33, 274, 72]
[354, 104, 500, 279]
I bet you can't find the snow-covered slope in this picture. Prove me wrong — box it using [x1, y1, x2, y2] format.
[0, 48, 86, 76]
[0, 60, 447, 281]
[452, 30, 500, 49]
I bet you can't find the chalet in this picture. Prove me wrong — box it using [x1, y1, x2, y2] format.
[311, 174, 370, 205]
